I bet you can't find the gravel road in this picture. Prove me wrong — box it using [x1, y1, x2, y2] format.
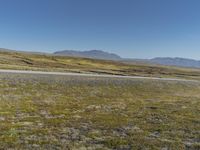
[0, 69, 197, 82]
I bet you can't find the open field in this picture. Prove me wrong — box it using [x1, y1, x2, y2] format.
[1, 50, 200, 80]
[0, 73, 199, 149]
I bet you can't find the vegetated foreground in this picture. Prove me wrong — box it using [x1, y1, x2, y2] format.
[0, 73, 199, 149]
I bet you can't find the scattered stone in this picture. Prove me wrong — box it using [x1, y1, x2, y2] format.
[149, 131, 160, 138]
[182, 106, 187, 109]
[161, 147, 169, 150]
[73, 115, 82, 119]
[19, 121, 33, 126]
[0, 117, 5, 121]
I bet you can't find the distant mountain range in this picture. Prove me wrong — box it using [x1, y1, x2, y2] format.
[149, 57, 200, 68]
[54, 50, 121, 60]
[1, 48, 200, 69]
[54, 50, 200, 68]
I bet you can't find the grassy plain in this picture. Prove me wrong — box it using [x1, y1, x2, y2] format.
[1, 50, 200, 80]
[0, 73, 199, 149]
[0, 50, 200, 149]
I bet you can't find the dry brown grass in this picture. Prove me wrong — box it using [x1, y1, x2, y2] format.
[1, 50, 200, 80]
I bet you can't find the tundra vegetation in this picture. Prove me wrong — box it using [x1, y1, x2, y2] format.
[0, 73, 199, 149]
[1, 50, 200, 80]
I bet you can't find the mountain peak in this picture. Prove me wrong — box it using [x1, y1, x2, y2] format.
[54, 50, 121, 60]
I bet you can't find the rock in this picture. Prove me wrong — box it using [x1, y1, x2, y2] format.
[73, 146, 87, 150]
[161, 147, 169, 150]
[86, 105, 101, 111]
[0, 117, 5, 121]
[32, 144, 40, 148]
[73, 115, 82, 119]
[19, 121, 33, 126]
[149, 131, 160, 138]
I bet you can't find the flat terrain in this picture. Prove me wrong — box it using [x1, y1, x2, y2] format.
[0, 73, 199, 149]
[0, 69, 196, 82]
[1, 50, 200, 80]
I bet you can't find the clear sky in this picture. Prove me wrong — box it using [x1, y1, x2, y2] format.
[0, 0, 200, 59]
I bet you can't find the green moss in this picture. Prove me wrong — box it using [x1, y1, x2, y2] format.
[0, 74, 199, 148]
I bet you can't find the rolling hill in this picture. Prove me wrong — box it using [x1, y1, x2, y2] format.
[150, 57, 200, 68]
[54, 50, 121, 60]
[54, 49, 200, 69]
[1, 48, 200, 80]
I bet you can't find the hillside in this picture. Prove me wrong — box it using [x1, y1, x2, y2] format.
[54, 50, 121, 60]
[54, 49, 200, 69]
[1, 49, 200, 80]
[150, 57, 200, 68]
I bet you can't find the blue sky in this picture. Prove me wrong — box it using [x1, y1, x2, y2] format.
[0, 0, 200, 59]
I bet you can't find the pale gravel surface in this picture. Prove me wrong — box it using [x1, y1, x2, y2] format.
[0, 69, 197, 82]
